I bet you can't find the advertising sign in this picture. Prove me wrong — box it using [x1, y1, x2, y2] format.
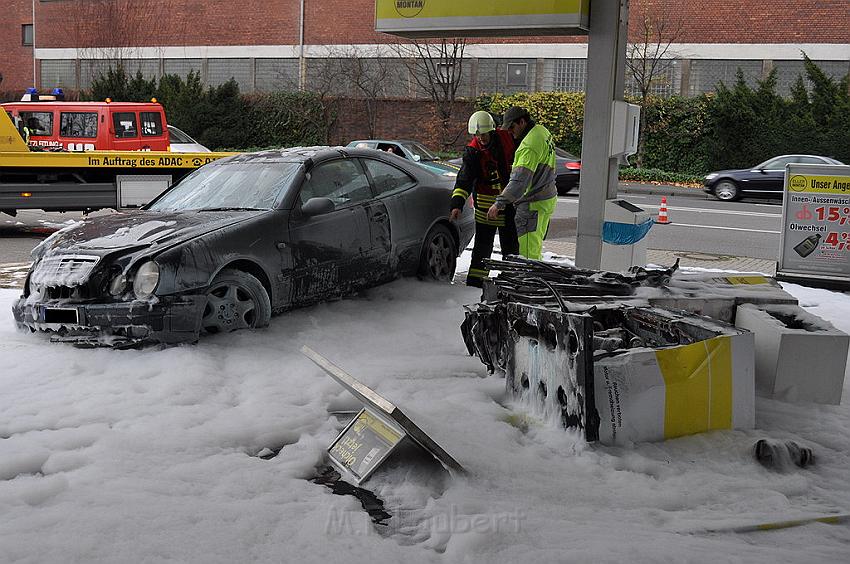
[328, 408, 405, 483]
[778, 164, 850, 288]
[301, 345, 465, 483]
[375, 0, 590, 38]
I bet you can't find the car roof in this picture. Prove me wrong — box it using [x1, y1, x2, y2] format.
[214, 146, 427, 168]
[348, 139, 419, 145]
[769, 154, 835, 159]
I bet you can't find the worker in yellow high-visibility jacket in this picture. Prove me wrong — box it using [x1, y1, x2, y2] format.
[487, 106, 558, 260]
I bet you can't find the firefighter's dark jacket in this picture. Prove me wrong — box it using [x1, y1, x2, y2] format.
[450, 129, 515, 226]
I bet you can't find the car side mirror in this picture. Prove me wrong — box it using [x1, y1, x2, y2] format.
[301, 197, 335, 217]
[412, 154, 421, 162]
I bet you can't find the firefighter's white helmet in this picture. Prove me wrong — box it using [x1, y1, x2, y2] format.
[468, 111, 496, 135]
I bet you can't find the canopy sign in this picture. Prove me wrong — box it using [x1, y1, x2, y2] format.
[777, 164, 850, 288]
[375, 0, 590, 38]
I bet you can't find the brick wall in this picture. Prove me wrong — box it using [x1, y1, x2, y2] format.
[1, 1, 34, 92]
[36, 0, 300, 48]
[329, 98, 475, 151]
[26, 1, 850, 49]
[5, 0, 850, 93]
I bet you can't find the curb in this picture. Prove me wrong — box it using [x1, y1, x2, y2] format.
[619, 183, 712, 199]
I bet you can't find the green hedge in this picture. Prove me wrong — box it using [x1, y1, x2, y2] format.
[84, 67, 330, 151]
[84, 56, 850, 174]
[619, 167, 702, 185]
[478, 92, 585, 155]
[476, 55, 850, 176]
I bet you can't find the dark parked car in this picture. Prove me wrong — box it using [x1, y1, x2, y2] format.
[346, 139, 460, 177]
[704, 154, 845, 201]
[554, 147, 581, 195]
[13, 147, 474, 346]
[447, 146, 581, 195]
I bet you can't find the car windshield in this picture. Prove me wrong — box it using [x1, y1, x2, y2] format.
[168, 126, 194, 144]
[402, 142, 438, 161]
[148, 162, 301, 211]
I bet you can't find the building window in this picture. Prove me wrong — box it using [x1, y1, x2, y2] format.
[22, 24, 33, 46]
[553, 59, 587, 92]
[506, 63, 528, 87]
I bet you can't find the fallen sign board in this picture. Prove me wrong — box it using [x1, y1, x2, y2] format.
[301, 345, 465, 484]
[328, 408, 405, 483]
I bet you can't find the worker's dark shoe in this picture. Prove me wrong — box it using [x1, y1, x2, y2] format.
[754, 439, 815, 470]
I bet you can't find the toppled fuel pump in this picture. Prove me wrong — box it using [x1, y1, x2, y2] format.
[479, 256, 680, 304]
[462, 257, 756, 445]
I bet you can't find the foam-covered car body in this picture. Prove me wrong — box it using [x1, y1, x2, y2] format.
[13, 146, 474, 346]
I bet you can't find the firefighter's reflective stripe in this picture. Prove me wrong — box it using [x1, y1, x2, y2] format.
[467, 267, 488, 280]
[451, 186, 470, 200]
[472, 193, 505, 226]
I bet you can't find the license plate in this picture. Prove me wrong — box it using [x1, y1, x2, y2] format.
[40, 306, 79, 324]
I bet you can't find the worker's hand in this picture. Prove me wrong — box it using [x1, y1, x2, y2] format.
[487, 204, 501, 221]
[449, 208, 461, 222]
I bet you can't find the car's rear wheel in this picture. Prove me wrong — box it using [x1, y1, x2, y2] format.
[201, 269, 271, 334]
[419, 224, 457, 282]
[714, 180, 740, 201]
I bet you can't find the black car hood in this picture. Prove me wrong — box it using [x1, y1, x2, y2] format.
[36, 210, 264, 258]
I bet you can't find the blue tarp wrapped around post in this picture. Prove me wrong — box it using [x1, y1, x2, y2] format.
[602, 218, 654, 245]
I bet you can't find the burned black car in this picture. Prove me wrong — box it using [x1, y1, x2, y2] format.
[13, 147, 474, 346]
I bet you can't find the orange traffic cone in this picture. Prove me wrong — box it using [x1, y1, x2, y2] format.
[655, 196, 671, 224]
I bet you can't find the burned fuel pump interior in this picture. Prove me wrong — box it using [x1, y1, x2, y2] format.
[460, 257, 744, 442]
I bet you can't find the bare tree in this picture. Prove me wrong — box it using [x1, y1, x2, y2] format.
[390, 38, 467, 151]
[626, 0, 684, 166]
[308, 46, 394, 139]
[70, 0, 164, 78]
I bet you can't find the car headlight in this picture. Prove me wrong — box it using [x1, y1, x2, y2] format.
[132, 261, 160, 299]
[109, 273, 126, 296]
[705, 173, 719, 180]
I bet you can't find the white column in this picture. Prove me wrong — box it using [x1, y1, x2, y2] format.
[575, 0, 630, 269]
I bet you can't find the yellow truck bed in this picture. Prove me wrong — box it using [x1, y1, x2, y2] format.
[0, 108, 234, 213]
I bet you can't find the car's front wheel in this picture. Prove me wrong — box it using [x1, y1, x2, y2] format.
[713, 180, 740, 201]
[201, 269, 271, 334]
[419, 224, 457, 282]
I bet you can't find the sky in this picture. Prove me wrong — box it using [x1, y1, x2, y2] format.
[1, 257, 849, 563]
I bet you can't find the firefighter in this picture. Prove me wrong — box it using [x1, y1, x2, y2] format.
[487, 106, 558, 260]
[450, 110, 519, 287]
